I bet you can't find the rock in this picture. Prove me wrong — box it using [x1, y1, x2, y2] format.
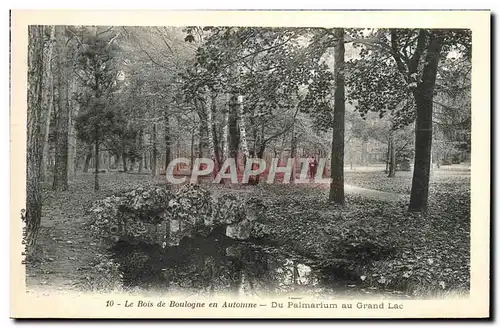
[90, 185, 267, 245]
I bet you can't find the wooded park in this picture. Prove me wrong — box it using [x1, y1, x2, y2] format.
[24, 26, 471, 297]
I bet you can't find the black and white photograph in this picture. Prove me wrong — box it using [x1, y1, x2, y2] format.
[10, 9, 490, 319]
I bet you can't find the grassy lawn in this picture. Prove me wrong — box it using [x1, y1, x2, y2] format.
[345, 164, 471, 195]
[26, 169, 470, 298]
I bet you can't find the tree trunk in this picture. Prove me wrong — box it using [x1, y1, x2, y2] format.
[205, 95, 217, 177]
[385, 137, 390, 173]
[164, 108, 171, 180]
[222, 94, 230, 160]
[328, 28, 345, 205]
[210, 93, 222, 168]
[40, 26, 55, 182]
[83, 151, 92, 173]
[361, 135, 368, 166]
[237, 95, 250, 163]
[228, 93, 240, 161]
[195, 97, 209, 160]
[190, 130, 195, 170]
[290, 124, 298, 183]
[408, 32, 443, 213]
[52, 26, 69, 191]
[388, 131, 396, 177]
[94, 133, 99, 191]
[144, 151, 148, 170]
[151, 123, 157, 177]
[115, 153, 122, 171]
[26, 25, 45, 256]
[122, 153, 128, 172]
[67, 77, 78, 179]
[138, 129, 143, 173]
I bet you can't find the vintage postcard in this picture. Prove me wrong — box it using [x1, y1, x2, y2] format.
[10, 10, 490, 319]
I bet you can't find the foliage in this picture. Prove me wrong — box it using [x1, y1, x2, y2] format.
[346, 29, 471, 130]
[346, 52, 415, 129]
[251, 176, 469, 296]
[73, 26, 122, 148]
[104, 113, 141, 161]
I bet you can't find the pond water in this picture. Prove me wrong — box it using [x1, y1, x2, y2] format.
[109, 228, 366, 297]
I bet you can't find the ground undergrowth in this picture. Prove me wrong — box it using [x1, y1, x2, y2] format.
[25, 168, 470, 298]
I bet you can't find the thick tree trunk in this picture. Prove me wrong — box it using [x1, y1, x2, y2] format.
[328, 28, 345, 205]
[26, 25, 45, 256]
[388, 131, 396, 177]
[408, 33, 443, 213]
[52, 26, 69, 191]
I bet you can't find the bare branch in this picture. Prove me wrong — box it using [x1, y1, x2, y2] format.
[65, 26, 86, 50]
[262, 104, 300, 146]
[97, 26, 114, 36]
[155, 26, 175, 55]
[107, 32, 121, 47]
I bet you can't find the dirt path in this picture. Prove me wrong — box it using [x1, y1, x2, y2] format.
[25, 189, 101, 293]
[294, 182, 407, 201]
[344, 184, 407, 201]
[25, 173, 156, 293]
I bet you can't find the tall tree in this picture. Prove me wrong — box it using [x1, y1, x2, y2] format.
[26, 25, 46, 255]
[73, 26, 121, 190]
[40, 26, 56, 182]
[52, 26, 70, 191]
[390, 30, 445, 212]
[388, 130, 396, 177]
[346, 28, 470, 212]
[329, 28, 346, 204]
